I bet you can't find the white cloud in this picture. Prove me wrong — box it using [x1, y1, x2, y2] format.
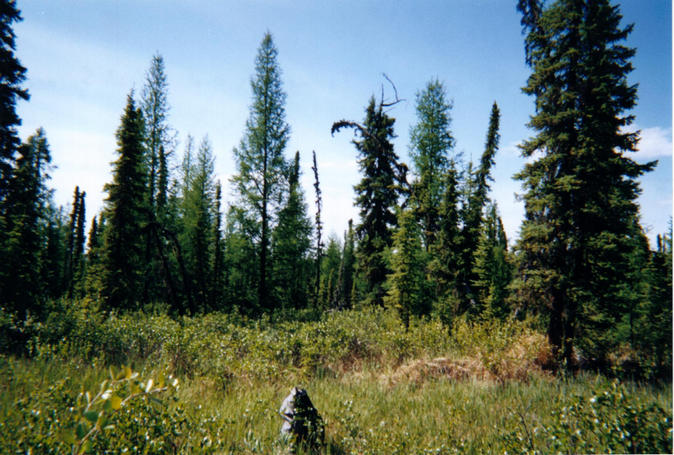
[634, 126, 672, 159]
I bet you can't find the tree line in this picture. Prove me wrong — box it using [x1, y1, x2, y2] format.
[0, 0, 670, 377]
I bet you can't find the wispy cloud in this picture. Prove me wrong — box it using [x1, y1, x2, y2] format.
[634, 126, 672, 159]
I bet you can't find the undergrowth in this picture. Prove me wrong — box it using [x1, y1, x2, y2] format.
[0, 302, 670, 453]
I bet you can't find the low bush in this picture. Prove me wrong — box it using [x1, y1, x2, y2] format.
[502, 379, 673, 454]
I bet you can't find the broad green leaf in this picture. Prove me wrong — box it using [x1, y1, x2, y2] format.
[83, 410, 98, 423]
[76, 422, 88, 439]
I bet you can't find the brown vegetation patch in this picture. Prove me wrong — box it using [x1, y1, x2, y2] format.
[382, 357, 492, 386]
[383, 332, 554, 386]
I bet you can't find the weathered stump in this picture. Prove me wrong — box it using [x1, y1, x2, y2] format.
[279, 387, 324, 452]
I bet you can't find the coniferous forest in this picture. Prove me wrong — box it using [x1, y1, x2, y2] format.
[0, 1, 671, 453]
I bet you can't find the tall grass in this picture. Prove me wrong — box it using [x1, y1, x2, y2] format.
[0, 304, 671, 453]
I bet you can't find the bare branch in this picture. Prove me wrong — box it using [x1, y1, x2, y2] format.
[381, 73, 405, 107]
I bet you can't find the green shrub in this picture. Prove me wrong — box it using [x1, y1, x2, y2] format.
[502, 380, 673, 454]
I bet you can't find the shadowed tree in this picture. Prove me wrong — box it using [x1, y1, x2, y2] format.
[101, 94, 148, 311]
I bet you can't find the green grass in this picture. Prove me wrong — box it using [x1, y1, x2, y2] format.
[0, 306, 671, 453]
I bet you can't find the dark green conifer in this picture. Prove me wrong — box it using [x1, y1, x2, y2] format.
[0, 0, 28, 206]
[271, 151, 312, 310]
[332, 96, 407, 306]
[101, 94, 148, 311]
[1, 128, 51, 318]
[515, 0, 654, 367]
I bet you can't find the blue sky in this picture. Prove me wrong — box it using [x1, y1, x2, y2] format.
[13, 0, 672, 245]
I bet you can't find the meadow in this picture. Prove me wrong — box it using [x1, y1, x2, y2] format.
[0, 303, 671, 454]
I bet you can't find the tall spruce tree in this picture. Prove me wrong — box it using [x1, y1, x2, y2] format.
[141, 54, 174, 304]
[101, 94, 148, 311]
[458, 102, 500, 314]
[72, 190, 86, 297]
[141, 54, 173, 211]
[385, 207, 426, 328]
[180, 136, 216, 312]
[271, 151, 312, 310]
[428, 165, 462, 324]
[332, 96, 407, 306]
[212, 180, 224, 310]
[409, 79, 454, 251]
[515, 0, 654, 367]
[1, 128, 52, 319]
[231, 32, 290, 311]
[0, 0, 28, 206]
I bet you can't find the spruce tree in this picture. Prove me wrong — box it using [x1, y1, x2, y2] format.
[428, 165, 461, 324]
[385, 208, 426, 328]
[458, 102, 500, 314]
[231, 32, 290, 311]
[141, 54, 173, 211]
[332, 96, 407, 306]
[72, 190, 86, 297]
[319, 235, 342, 309]
[41, 203, 67, 300]
[335, 219, 356, 309]
[409, 79, 454, 251]
[180, 136, 216, 312]
[515, 0, 654, 367]
[472, 202, 512, 318]
[101, 94, 148, 311]
[0, 0, 28, 206]
[271, 151, 312, 310]
[63, 186, 81, 292]
[212, 180, 225, 310]
[1, 128, 52, 319]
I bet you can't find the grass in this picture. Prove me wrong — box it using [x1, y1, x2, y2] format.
[0, 307, 671, 453]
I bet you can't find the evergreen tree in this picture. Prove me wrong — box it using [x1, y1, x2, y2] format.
[385, 208, 426, 328]
[180, 136, 216, 312]
[41, 202, 67, 300]
[0, 0, 28, 206]
[84, 213, 105, 299]
[319, 235, 342, 309]
[515, 0, 654, 367]
[141, 54, 174, 304]
[63, 186, 81, 292]
[212, 180, 225, 310]
[409, 79, 454, 251]
[638, 225, 673, 378]
[335, 219, 356, 309]
[231, 32, 290, 311]
[332, 96, 407, 306]
[72, 190, 86, 297]
[223, 205, 258, 312]
[1, 128, 52, 319]
[101, 94, 148, 311]
[472, 202, 512, 318]
[271, 151, 312, 310]
[428, 165, 462, 324]
[141, 53, 173, 211]
[458, 102, 500, 314]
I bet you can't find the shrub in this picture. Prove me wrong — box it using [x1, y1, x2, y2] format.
[502, 380, 673, 454]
